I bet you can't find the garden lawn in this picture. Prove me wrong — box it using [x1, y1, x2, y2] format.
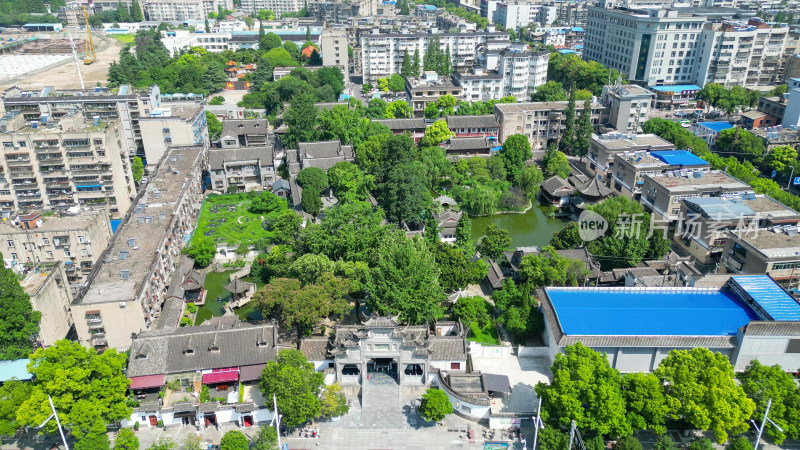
[468, 321, 499, 345]
[111, 34, 136, 44]
[192, 192, 287, 249]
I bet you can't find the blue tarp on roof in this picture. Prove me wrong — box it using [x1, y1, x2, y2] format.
[76, 184, 101, 189]
[423, 4, 437, 9]
[558, 49, 577, 54]
[651, 150, 708, 166]
[571, 27, 584, 32]
[110, 219, 122, 233]
[0, 359, 32, 382]
[546, 287, 757, 336]
[698, 121, 734, 133]
[649, 84, 701, 92]
[731, 275, 800, 321]
[683, 197, 754, 220]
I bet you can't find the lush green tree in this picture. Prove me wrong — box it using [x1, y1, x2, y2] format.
[132, 155, 145, 185]
[420, 146, 451, 188]
[115, 2, 130, 22]
[314, 67, 345, 97]
[183, 235, 217, 267]
[613, 436, 643, 450]
[424, 101, 440, 119]
[487, 156, 507, 181]
[388, 73, 405, 92]
[365, 98, 388, 119]
[453, 295, 490, 327]
[517, 246, 590, 287]
[454, 213, 473, 253]
[327, 161, 374, 203]
[516, 165, 544, 199]
[75, 421, 111, 450]
[254, 274, 350, 334]
[252, 425, 278, 450]
[548, 53, 624, 96]
[621, 372, 669, 434]
[499, 134, 532, 182]
[254, 246, 295, 282]
[283, 92, 319, 148]
[308, 48, 323, 66]
[654, 435, 679, 450]
[655, 348, 755, 443]
[297, 167, 329, 193]
[537, 427, 570, 450]
[289, 253, 335, 284]
[0, 379, 31, 436]
[181, 435, 204, 450]
[737, 360, 800, 444]
[726, 437, 753, 450]
[765, 145, 798, 173]
[248, 192, 283, 214]
[477, 224, 511, 259]
[560, 85, 577, 151]
[0, 255, 41, 359]
[716, 128, 765, 160]
[367, 232, 445, 323]
[299, 201, 387, 262]
[131, 1, 143, 21]
[437, 94, 457, 116]
[320, 383, 349, 419]
[260, 350, 324, 427]
[419, 388, 453, 422]
[531, 81, 568, 102]
[206, 111, 222, 140]
[113, 429, 139, 450]
[542, 148, 571, 178]
[433, 243, 487, 291]
[400, 50, 413, 77]
[379, 162, 431, 225]
[147, 437, 177, 450]
[419, 120, 453, 147]
[550, 222, 582, 249]
[688, 438, 714, 450]
[300, 187, 322, 217]
[16, 341, 131, 437]
[220, 430, 249, 450]
[574, 98, 593, 159]
[412, 49, 421, 76]
[385, 100, 413, 118]
[261, 32, 282, 52]
[536, 343, 631, 437]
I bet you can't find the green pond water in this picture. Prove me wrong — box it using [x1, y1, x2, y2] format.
[194, 270, 264, 325]
[470, 205, 570, 248]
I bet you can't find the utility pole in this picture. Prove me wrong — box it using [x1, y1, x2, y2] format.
[568, 420, 586, 450]
[751, 398, 784, 450]
[531, 398, 544, 450]
[270, 394, 283, 450]
[33, 396, 69, 450]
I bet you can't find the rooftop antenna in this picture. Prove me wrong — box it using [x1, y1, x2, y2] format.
[68, 32, 85, 90]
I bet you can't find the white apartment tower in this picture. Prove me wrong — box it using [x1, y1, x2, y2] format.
[239, 0, 299, 17]
[143, 0, 233, 22]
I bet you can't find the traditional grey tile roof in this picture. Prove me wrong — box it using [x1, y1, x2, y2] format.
[225, 278, 253, 294]
[299, 337, 332, 361]
[486, 260, 504, 289]
[446, 115, 499, 130]
[744, 321, 800, 336]
[298, 141, 354, 160]
[271, 178, 290, 193]
[127, 317, 278, 377]
[444, 136, 494, 152]
[580, 177, 613, 199]
[209, 147, 274, 171]
[221, 119, 269, 138]
[155, 297, 184, 330]
[541, 176, 573, 197]
[364, 315, 400, 328]
[428, 336, 468, 361]
[372, 118, 427, 131]
[434, 210, 462, 233]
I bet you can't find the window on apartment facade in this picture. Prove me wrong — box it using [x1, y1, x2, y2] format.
[6, 240, 13, 247]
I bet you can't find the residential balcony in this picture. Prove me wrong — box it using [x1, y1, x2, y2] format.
[5, 159, 32, 166]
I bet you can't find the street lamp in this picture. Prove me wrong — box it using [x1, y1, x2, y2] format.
[751, 398, 784, 450]
[270, 394, 285, 450]
[531, 398, 544, 450]
[32, 395, 69, 450]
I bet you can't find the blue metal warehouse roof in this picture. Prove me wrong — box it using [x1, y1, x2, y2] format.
[651, 150, 708, 167]
[730, 275, 800, 321]
[0, 359, 32, 382]
[697, 121, 734, 133]
[649, 84, 701, 92]
[546, 287, 757, 336]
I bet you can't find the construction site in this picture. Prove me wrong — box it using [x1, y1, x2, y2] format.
[0, 27, 121, 90]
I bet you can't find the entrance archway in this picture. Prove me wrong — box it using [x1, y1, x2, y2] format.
[367, 358, 397, 380]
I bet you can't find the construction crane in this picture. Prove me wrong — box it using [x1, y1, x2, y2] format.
[82, 6, 97, 64]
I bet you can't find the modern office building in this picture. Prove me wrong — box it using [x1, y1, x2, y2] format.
[494, 101, 608, 150]
[71, 145, 206, 351]
[0, 208, 113, 287]
[0, 110, 136, 217]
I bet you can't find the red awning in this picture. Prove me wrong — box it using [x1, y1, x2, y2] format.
[202, 368, 239, 384]
[129, 374, 165, 390]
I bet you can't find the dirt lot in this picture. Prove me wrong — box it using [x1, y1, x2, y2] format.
[0, 33, 123, 91]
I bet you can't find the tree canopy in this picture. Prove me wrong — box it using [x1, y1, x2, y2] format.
[0, 254, 41, 359]
[419, 388, 453, 422]
[737, 360, 800, 444]
[259, 350, 325, 427]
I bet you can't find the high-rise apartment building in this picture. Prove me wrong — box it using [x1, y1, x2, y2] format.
[321, 28, 349, 74]
[71, 145, 206, 351]
[360, 29, 509, 84]
[142, 0, 233, 22]
[494, 2, 538, 29]
[494, 101, 608, 150]
[0, 110, 136, 217]
[239, 0, 299, 17]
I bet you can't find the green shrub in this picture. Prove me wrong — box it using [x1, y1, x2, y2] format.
[199, 385, 210, 403]
[186, 302, 198, 313]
